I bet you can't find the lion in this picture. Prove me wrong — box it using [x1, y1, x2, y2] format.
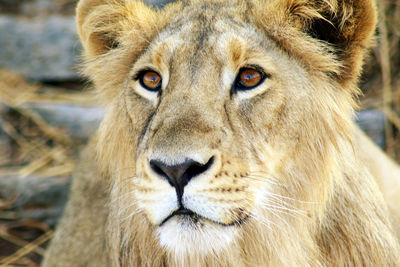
[42, 0, 400, 266]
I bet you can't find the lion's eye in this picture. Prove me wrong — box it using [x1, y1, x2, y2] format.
[139, 71, 162, 92]
[234, 67, 267, 91]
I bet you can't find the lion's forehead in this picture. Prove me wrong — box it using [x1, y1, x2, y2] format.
[151, 8, 268, 70]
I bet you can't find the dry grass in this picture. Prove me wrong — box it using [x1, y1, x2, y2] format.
[0, 70, 91, 266]
[0, 70, 82, 178]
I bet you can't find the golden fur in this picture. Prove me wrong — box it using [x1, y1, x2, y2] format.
[43, 0, 400, 266]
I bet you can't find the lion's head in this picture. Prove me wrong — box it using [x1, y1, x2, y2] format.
[76, 0, 381, 265]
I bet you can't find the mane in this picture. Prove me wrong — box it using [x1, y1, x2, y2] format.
[72, 0, 399, 266]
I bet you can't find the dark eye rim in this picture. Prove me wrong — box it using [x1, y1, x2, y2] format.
[232, 65, 270, 93]
[134, 69, 162, 92]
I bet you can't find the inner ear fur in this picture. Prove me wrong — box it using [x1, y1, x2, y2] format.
[254, 0, 377, 87]
[303, 0, 377, 84]
[76, 0, 159, 57]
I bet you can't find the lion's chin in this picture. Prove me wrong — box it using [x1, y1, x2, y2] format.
[156, 215, 238, 256]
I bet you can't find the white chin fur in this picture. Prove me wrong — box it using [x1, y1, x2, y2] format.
[157, 216, 237, 257]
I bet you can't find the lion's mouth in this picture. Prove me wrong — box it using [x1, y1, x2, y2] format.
[160, 207, 198, 226]
[159, 207, 249, 227]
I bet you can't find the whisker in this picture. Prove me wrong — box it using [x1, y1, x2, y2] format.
[246, 213, 275, 232]
[266, 192, 318, 205]
[245, 174, 283, 187]
[262, 203, 306, 218]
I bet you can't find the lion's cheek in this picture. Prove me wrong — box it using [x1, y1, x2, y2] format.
[183, 185, 256, 225]
[136, 190, 178, 225]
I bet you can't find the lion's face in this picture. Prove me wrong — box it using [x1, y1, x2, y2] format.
[122, 3, 327, 255]
[77, 0, 376, 260]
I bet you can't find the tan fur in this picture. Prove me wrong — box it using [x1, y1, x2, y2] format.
[42, 0, 400, 266]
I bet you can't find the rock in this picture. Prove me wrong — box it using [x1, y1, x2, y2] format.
[144, 0, 176, 7]
[23, 102, 104, 139]
[0, 131, 12, 166]
[0, 0, 172, 15]
[0, 0, 177, 81]
[19, 0, 76, 16]
[0, 103, 12, 166]
[0, 174, 70, 227]
[355, 109, 386, 149]
[0, 15, 81, 81]
[0, 0, 76, 16]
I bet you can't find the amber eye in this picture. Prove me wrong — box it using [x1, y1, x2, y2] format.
[139, 71, 162, 92]
[233, 67, 267, 92]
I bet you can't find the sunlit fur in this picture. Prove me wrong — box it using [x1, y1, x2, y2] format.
[43, 0, 400, 266]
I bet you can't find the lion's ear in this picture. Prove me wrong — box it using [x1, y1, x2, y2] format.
[256, 0, 377, 85]
[302, 0, 377, 83]
[76, 0, 158, 57]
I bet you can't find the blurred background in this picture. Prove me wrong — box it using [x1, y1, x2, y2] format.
[0, 0, 399, 265]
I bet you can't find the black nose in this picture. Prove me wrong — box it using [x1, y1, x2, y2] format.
[150, 157, 214, 200]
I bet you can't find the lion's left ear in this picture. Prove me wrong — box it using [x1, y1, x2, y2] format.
[76, 0, 159, 58]
[76, 0, 174, 104]
[254, 0, 377, 86]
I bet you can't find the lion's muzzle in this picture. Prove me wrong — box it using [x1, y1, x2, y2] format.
[148, 155, 216, 223]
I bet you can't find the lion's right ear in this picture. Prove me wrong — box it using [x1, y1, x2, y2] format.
[76, 0, 158, 57]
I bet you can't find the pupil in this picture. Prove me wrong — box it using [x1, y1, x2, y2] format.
[144, 72, 160, 88]
[241, 70, 259, 85]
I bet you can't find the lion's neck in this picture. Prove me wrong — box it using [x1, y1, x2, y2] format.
[111, 212, 321, 266]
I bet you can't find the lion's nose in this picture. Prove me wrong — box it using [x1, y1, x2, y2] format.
[149, 156, 214, 199]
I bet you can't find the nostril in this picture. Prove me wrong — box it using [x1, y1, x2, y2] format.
[185, 156, 214, 180]
[150, 161, 167, 178]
